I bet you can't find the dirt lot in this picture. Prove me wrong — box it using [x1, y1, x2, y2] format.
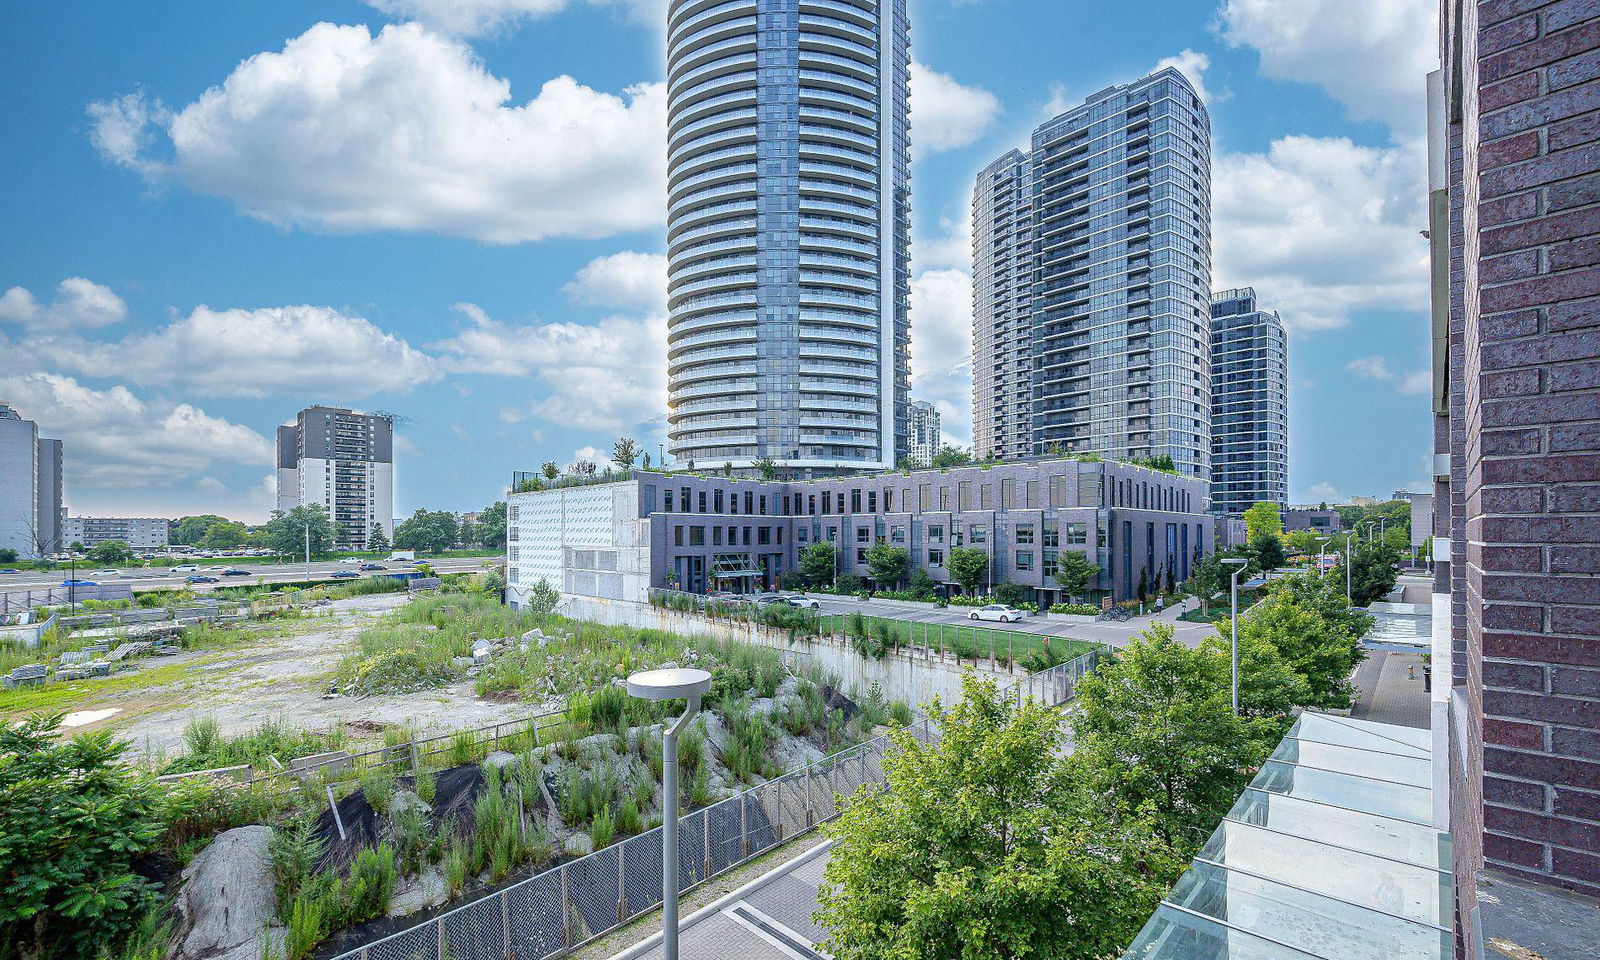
[27, 593, 553, 759]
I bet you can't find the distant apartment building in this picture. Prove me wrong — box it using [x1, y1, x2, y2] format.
[1430, 0, 1600, 934]
[1208, 287, 1288, 515]
[63, 515, 169, 550]
[971, 149, 1035, 460]
[907, 400, 940, 467]
[1281, 507, 1341, 534]
[971, 67, 1213, 478]
[276, 406, 395, 550]
[0, 402, 64, 558]
[505, 459, 1209, 609]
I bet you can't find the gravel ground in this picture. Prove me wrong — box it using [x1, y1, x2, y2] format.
[67, 593, 551, 759]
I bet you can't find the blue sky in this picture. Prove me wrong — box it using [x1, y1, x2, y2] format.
[0, 0, 1438, 522]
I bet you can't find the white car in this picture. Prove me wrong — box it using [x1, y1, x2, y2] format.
[338, 558, 364, 564]
[780, 594, 821, 609]
[171, 564, 200, 573]
[91, 569, 122, 577]
[968, 604, 1024, 623]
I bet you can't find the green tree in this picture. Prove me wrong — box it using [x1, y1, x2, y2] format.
[263, 504, 337, 559]
[198, 520, 249, 550]
[611, 437, 639, 470]
[1283, 529, 1321, 556]
[1195, 630, 1310, 723]
[753, 454, 778, 481]
[1249, 530, 1287, 570]
[368, 522, 391, 554]
[817, 677, 1180, 960]
[170, 514, 228, 545]
[1339, 541, 1401, 605]
[0, 548, 16, 564]
[540, 461, 559, 480]
[799, 541, 837, 588]
[1180, 552, 1241, 615]
[0, 715, 164, 960]
[523, 578, 560, 616]
[906, 568, 937, 600]
[1129, 454, 1177, 474]
[476, 501, 507, 549]
[1135, 566, 1150, 604]
[1053, 551, 1099, 601]
[863, 540, 908, 588]
[929, 445, 973, 468]
[85, 540, 133, 566]
[993, 580, 1025, 605]
[1242, 501, 1284, 542]
[1235, 574, 1369, 709]
[945, 547, 989, 595]
[393, 509, 459, 554]
[1068, 624, 1266, 849]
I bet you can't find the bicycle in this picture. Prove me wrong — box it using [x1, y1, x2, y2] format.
[1096, 606, 1131, 622]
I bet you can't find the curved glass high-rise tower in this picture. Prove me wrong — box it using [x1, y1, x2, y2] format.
[666, 0, 910, 475]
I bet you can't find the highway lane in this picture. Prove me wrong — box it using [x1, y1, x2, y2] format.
[0, 556, 498, 594]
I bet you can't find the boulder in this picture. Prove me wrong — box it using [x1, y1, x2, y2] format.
[390, 789, 432, 817]
[562, 832, 593, 857]
[388, 866, 449, 917]
[769, 732, 825, 774]
[483, 751, 518, 769]
[171, 825, 283, 960]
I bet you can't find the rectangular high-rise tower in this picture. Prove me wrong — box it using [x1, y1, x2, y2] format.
[1209, 287, 1288, 515]
[972, 67, 1213, 479]
[664, 0, 911, 476]
[275, 406, 395, 550]
[0, 402, 64, 558]
[907, 398, 939, 467]
[971, 149, 1034, 460]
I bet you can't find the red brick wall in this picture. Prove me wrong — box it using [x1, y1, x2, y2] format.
[1465, 0, 1600, 898]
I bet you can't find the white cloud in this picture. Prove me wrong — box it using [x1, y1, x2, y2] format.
[90, 22, 666, 244]
[1153, 49, 1214, 104]
[433, 304, 666, 430]
[363, 0, 660, 36]
[0, 373, 271, 488]
[1216, 0, 1435, 134]
[910, 62, 1001, 153]
[1302, 481, 1341, 504]
[909, 268, 974, 446]
[1213, 136, 1428, 332]
[1346, 354, 1430, 394]
[22, 300, 439, 398]
[570, 445, 603, 468]
[0, 277, 128, 329]
[914, 210, 973, 272]
[564, 251, 667, 312]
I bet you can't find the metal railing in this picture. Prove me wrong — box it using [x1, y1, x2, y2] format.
[329, 643, 1107, 960]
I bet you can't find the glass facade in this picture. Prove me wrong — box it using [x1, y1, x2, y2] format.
[972, 67, 1213, 479]
[1209, 287, 1288, 516]
[666, 0, 910, 474]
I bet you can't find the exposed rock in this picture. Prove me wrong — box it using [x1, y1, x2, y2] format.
[769, 731, 825, 773]
[390, 789, 432, 817]
[562, 832, 593, 857]
[388, 866, 449, 917]
[483, 751, 517, 769]
[170, 825, 283, 960]
[700, 711, 732, 757]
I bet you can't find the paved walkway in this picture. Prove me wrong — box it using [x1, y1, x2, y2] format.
[1352, 650, 1431, 729]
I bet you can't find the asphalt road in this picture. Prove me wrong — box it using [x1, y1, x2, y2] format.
[809, 595, 1219, 649]
[0, 556, 497, 595]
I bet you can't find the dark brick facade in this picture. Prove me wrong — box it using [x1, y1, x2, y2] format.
[1440, 0, 1600, 919]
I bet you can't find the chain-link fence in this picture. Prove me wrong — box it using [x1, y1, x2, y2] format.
[332, 643, 1106, 960]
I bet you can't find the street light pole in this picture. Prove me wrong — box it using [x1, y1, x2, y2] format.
[1345, 540, 1353, 602]
[626, 668, 713, 960]
[1222, 557, 1248, 715]
[304, 523, 312, 579]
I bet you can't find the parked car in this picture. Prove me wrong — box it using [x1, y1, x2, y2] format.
[781, 594, 821, 609]
[968, 603, 1024, 623]
[755, 594, 789, 605]
[60, 579, 99, 588]
[222, 568, 250, 576]
[0, 568, 19, 575]
[359, 563, 387, 571]
[185, 575, 220, 584]
[171, 564, 200, 573]
[330, 570, 360, 579]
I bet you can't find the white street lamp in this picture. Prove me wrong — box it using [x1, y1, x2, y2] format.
[626, 667, 713, 960]
[1222, 557, 1249, 715]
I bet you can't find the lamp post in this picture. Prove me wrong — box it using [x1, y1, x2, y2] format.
[1345, 539, 1353, 602]
[1221, 557, 1249, 715]
[626, 667, 713, 960]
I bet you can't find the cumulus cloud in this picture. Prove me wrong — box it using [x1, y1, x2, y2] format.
[910, 62, 1001, 153]
[364, 0, 660, 36]
[914, 210, 973, 272]
[564, 251, 667, 312]
[1346, 355, 1430, 395]
[0, 373, 271, 487]
[1216, 0, 1435, 135]
[20, 300, 439, 398]
[1153, 49, 1215, 104]
[433, 303, 666, 430]
[89, 22, 667, 244]
[0, 277, 128, 329]
[1213, 136, 1428, 331]
[909, 268, 975, 446]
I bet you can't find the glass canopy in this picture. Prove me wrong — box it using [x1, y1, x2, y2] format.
[1122, 714, 1452, 960]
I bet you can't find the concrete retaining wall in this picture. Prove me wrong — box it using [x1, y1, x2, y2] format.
[559, 595, 1019, 710]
